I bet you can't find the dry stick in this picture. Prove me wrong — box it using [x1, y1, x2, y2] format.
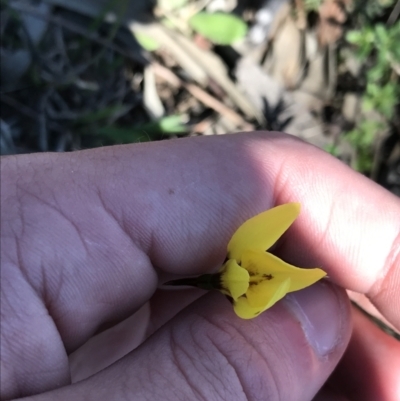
[193, 118, 213, 134]
[387, 0, 400, 25]
[293, 0, 307, 30]
[186, 84, 253, 130]
[38, 90, 51, 152]
[0, 93, 64, 131]
[0, 94, 39, 121]
[0, 92, 68, 151]
[152, 63, 254, 131]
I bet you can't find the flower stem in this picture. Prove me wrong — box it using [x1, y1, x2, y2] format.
[164, 274, 221, 290]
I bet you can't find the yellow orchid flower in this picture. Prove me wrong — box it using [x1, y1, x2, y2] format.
[166, 203, 327, 319]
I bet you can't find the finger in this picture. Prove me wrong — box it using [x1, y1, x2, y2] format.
[69, 288, 203, 382]
[147, 288, 206, 336]
[69, 302, 150, 383]
[23, 281, 352, 401]
[266, 136, 400, 329]
[329, 306, 400, 401]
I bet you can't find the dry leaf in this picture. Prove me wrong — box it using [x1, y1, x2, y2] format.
[317, 0, 352, 46]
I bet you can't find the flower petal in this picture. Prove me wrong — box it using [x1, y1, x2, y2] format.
[241, 250, 327, 292]
[233, 279, 291, 319]
[219, 259, 249, 300]
[227, 203, 301, 262]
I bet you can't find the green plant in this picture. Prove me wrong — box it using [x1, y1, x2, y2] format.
[94, 115, 188, 144]
[303, 0, 323, 12]
[345, 120, 385, 172]
[344, 11, 399, 172]
[189, 12, 248, 45]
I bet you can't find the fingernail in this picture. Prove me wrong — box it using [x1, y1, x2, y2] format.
[284, 282, 344, 357]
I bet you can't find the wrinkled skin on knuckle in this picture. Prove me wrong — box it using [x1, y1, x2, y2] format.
[183, 301, 319, 401]
[169, 318, 238, 401]
[1, 188, 70, 398]
[165, 312, 287, 401]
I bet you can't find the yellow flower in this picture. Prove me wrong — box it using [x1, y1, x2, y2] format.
[167, 203, 327, 319]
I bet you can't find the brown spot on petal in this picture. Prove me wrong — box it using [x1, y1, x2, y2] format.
[263, 274, 274, 280]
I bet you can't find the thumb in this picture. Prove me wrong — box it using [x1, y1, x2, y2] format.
[24, 281, 351, 401]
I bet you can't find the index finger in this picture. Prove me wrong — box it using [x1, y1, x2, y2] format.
[263, 134, 400, 330]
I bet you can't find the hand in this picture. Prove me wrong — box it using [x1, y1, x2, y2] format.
[1, 132, 399, 401]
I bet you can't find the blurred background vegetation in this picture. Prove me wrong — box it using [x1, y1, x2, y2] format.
[1, 0, 399, 194]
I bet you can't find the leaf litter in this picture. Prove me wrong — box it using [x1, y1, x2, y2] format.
[1, 0, 399, 192]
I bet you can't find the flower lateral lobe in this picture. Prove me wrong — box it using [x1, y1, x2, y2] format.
[233, 279, 291, 319]
[241, 250, 326, 293]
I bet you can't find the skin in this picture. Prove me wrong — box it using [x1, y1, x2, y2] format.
[1, 132, 399, 401]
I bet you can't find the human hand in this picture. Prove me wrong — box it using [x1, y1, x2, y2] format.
[1, 132, 399, 400]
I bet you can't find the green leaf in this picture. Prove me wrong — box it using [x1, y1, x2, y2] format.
[346, 28, 375, 59]
[361, 97, 375, 112]
[96, 115, 187, 144]
[367, 62, 387, 82]
[363, 82, 397, 119]
[346, 30, 363, 44]
[134, 32, 160, 51]
[189, 12, 247, 45]
[157, 115, 187, 134]
[374, 24, 388, 45]
[324, 143, 340, 156]
[304, 0, 323, 11]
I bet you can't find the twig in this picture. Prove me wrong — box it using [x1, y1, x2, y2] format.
[193, 118, 213, 134]
[387, 0, 400, 25]
[185, 84, 253, 130]
[155, 7, 191, 36]
[293, 0, 307, 30]
[0, 119, 16, 155]
[38, 90, 51, 152]
[152, 63, 254, 131]
[370, 134, 387, 182]
[0, 93, 61, 131]
[0, 94, 38, 120]
[352, 301, 400, 340]
[55, 131, 72, 152]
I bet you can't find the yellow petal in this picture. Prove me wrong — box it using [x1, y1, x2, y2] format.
[219, 259, 249, 300]
[233, 279, 291, 319]
[227, 203, 301, 262]
[241, 250, 327, 293]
